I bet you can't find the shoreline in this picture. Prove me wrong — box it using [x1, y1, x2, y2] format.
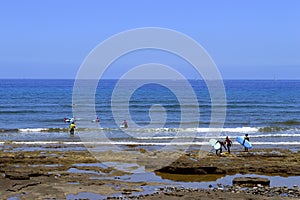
[0, 143, 299, 199]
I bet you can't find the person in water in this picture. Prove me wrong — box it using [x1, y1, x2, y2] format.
[216, 140, 227, 156]
[95, 117, 100, 122]
[69, 122, 76, 135]
[225, 136, 233, 154]
[243, 134, 250, 152]
[122, 120, 128, 128]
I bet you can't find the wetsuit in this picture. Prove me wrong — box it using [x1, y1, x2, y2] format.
[69, 123, 75, 135]
[216, 140, 227, 155]
[243, 136, 250, 152]
[225, 137, 232, 153]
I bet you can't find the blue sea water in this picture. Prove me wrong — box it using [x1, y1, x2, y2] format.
[0, 79, 299, 150]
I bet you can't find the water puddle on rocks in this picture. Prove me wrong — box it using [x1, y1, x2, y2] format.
[67, 192, 106, 199]
[155, 173, 300, 188]
[67, 167, 106, 175]
[29, 164, 63, 167]
[102, 162, 145, 174]
[66, 161, 300, 199]
[72, 163, 109, 169]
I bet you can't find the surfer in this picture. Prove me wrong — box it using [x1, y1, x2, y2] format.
[122, 120, 128, 128]
[243, 134, 250, 152]
[216, 140, 227, 156]
[69, 122, 76, 135]
[64, 118, 73, 123]
[225, 136, 233, 154]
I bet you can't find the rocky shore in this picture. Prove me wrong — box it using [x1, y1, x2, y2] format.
[0, 143, 299, 199]
[135, 184, 300, 200]
[156, 149, 300, 176]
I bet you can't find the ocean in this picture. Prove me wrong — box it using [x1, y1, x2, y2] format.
[0, 79, 299, 151]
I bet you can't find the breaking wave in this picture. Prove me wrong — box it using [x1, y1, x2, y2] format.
[0, 126, 298, 134]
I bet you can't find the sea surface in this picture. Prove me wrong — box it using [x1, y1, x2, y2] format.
[0, 79, 299, 151]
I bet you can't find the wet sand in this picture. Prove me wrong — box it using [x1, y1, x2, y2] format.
[0, 143, 299, 199]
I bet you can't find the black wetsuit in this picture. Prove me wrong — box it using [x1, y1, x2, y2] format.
[216, 140, 227, 155]
[243, 136, 250, 152]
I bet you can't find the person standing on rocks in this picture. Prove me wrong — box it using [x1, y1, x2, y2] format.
[225, 136, 233, 154]
[216, 140, 227, 156]
[243, 134, 250, 152]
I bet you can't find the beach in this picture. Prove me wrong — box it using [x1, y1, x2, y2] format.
[1, 142, 299, 199]
[2, 0, 300, 198]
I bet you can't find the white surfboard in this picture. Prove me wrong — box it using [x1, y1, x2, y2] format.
[209, 139, 221, 150]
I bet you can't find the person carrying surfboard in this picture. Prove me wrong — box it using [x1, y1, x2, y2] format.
[225, 136, 233, 154]
[243, 134, 250, 152]
[215, 140, 227, 156]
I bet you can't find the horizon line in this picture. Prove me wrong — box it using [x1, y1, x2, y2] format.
[0, 78, 300, 81]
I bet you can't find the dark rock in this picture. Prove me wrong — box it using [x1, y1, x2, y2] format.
[232, 177, 270, 187]
[5, 172, 30, 180]
[16, 153, 25, 159]
[121, 191, 132, 195]
[156, 166, 225, 174]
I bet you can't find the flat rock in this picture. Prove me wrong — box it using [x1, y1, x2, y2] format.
[233, 177, 270, 187]
[5, 172, 30, 180]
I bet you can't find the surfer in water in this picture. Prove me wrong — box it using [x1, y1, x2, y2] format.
[225, 136, 233, 154]
[69, 122, 76, 136]
[243, 134, 250, 152]
[122, 120, 128, 128]
[216, 140, 227, 156]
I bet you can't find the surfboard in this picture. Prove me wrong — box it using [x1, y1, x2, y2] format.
[236, 136, 252, 149]
[64, 117, 81, 123]
[64, 118, 74, 123]
[209, 139, 221, 150]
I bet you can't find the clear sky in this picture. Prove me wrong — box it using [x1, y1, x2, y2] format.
[0, 0, 299, 79]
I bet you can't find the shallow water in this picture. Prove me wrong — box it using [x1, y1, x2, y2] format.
[67, 171, 300, 199]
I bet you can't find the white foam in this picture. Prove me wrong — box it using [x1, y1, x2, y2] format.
[18, 128, 48, 132]
[17, 126, 299, 134]
[250, 133, 300, 138]
[251, 142, 300, 145]
[140, 133, 300, 140]
[132, 127, 259, 133]
[192, 127, 259, 133]
[13, 141, 60, 144]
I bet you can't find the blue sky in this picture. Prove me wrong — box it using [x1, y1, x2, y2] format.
[0, 0, 299, 79]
